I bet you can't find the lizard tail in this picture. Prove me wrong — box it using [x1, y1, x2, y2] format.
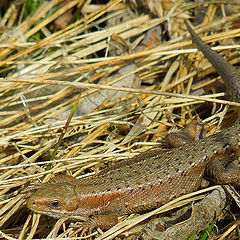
[185, 20, 240, 103]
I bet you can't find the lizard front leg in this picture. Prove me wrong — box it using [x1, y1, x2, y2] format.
[166, 119, 204, 147]
[72, 212, 118, 236]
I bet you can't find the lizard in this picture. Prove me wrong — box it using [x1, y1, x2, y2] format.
[26, 20, 240, 230]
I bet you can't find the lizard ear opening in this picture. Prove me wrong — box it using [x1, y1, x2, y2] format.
[64, 196, 78, 211]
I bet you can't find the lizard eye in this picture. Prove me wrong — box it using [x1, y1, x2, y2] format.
[49, 200, 61, 209]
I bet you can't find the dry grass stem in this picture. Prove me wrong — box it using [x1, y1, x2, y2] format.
[1, 0, 240, 239]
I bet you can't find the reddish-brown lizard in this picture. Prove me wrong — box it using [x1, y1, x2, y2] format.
[27, 21, 240, 230]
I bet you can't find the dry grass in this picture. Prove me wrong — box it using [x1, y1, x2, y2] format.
[0, 0, 240, 239]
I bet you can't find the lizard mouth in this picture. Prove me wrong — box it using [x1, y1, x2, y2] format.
[29, 208, 88, 221]
[27, 198, 88, 221]
[26, 200, 62, 218]
[29, 208, 64, 219]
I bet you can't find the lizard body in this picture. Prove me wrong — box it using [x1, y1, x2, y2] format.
[27, 21, 240, 229]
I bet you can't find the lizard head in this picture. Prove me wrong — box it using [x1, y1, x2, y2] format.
[26, 182, 79, 219]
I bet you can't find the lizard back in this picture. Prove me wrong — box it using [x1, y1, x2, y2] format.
[27, 21, 240, 228]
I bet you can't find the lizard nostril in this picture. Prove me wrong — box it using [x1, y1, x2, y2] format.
[26, 198, 36, 209]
